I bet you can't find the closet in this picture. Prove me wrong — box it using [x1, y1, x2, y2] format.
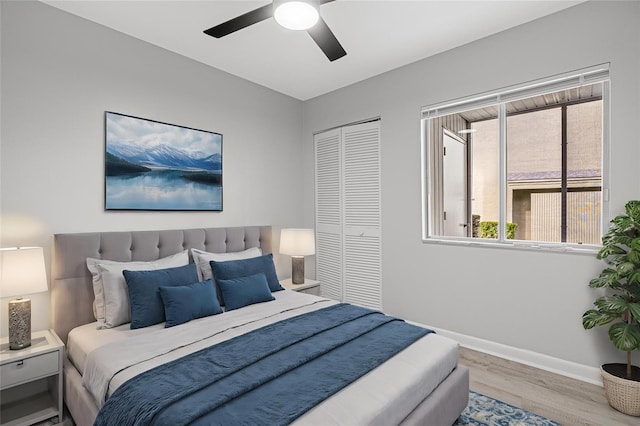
[314, 120, 382, 310]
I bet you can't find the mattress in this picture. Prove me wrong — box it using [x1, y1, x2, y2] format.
[69, 290, 459, 425]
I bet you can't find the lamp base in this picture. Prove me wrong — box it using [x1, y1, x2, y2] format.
[9, 298, 31, 350]
[291, 256, 305, 284]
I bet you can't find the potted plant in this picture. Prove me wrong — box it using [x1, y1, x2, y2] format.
[583, 200, 640, 416]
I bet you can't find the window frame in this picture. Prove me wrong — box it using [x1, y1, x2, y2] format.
[420, 64, 610, 253]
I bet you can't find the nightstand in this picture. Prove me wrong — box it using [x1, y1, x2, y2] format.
[0, 330, 64, 426]
[280, 278, 321, 296]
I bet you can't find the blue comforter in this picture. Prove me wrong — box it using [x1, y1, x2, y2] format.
[94, 303, 433, 426]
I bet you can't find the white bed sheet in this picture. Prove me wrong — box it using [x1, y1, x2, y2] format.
[69, 291, 459, 425]
[67, 320, 164, 375]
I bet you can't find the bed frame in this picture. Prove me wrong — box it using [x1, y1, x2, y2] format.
[52, 226, 468, 426]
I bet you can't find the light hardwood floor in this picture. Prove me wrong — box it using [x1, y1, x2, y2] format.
[459, 347, 638, 425]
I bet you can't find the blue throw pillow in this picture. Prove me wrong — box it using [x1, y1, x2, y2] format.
[159, 280, 222, 328]
[124, 263, 199, 329]
[217, 273, 275, 311]
[209, 253, 283, 306]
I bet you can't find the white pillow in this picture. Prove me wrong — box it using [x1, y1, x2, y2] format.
[191, 247, 262, 281]
[86, 251, 189, 329]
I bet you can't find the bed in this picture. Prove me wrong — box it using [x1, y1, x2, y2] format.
[52, 226, 469, 426]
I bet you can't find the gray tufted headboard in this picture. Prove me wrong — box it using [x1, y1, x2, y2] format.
[51, 226, 272, 343]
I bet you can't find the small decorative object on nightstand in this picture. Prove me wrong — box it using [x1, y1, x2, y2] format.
[0, 247, 49, 350]
[0, 329, 64, 425]
[280, 278, 321, 296]
[280, 228, 315, 284]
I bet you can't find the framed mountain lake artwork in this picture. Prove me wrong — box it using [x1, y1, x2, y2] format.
[104, 111, 223, 211]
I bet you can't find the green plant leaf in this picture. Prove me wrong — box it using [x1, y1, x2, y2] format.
[598, 238, 632, 259]
[629, 282, 640, 300]
[612, 215, 633, 229]
[625, 226, 640, 239]
[629, 303, 640, 324]
[628, 249, 640, 265]
[608, 322, 640, 351]
[587, 201, 640, 352]
[583, 310, 617, 329]
[594, 295, 628, 314]
[589, 268, 620, 288]
[625, 200, 640, 223]
[617, 262, 636, 275]
[603, 217, 634, 245]
[629, 270, 640, 285]
[605, 245, 628, 256]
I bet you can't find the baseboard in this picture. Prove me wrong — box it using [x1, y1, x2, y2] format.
[412, 322, 603, 387]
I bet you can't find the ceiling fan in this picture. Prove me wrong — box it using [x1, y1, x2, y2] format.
[203, 0, 346, 62]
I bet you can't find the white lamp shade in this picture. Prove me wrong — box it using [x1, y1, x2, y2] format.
[280, 229, 316, 256]
[274, 0, 319, 31]
[0, 247, 48, 298]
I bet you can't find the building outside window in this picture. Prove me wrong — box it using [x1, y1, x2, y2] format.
[422, 66, 609, 249]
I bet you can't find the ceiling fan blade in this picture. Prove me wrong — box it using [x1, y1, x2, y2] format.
[204, 4, 273, 38]
[319, 0, 336, 4]
[307, 17, 346, 61]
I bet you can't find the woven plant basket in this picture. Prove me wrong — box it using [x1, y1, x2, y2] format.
[601, 366, 640, 416]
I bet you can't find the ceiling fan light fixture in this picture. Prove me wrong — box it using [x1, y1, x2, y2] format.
[274, 0, 319, 31]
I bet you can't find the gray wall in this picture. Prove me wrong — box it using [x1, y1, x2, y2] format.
[0, 1, 304, 336]
[3, 0, 639, 372]
[301, 1, 640, 369]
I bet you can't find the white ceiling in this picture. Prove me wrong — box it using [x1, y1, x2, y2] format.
[41, 0, 583, 101]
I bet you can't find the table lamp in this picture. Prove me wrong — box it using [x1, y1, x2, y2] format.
[0, 247, 48, 350]
[280, 229, 315, 284]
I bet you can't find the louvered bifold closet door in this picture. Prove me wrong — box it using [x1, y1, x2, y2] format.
[314, 129, 343, 301]
[342, 121, 381, 310]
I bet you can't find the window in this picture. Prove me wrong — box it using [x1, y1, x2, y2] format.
[421, 65, 609, 249]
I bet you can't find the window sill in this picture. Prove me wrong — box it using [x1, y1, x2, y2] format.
[421, 236, 600, 255]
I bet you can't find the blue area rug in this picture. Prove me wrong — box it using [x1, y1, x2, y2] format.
[455, 391, 560, 425]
